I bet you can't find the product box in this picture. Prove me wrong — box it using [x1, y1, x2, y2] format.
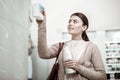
[32, 3, 44, 20]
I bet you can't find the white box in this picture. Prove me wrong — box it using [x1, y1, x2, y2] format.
[32, 3, 44, 20]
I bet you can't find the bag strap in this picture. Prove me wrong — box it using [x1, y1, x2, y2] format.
[55, 42, 64, 63]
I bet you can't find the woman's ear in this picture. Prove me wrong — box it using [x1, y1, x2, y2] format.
[82, 25, 87, 31]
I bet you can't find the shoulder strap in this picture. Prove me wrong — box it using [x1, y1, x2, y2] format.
[55, 42, 64, 63]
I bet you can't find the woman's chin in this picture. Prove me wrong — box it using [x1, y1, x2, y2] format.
[68, 31, 74, 34]
[68, 32, 72, 34]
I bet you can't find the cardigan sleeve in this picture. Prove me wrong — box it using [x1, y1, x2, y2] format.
[75, 43, 107, 80]
[37, 20, 59, 59]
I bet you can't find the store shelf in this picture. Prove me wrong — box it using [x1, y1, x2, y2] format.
[106, 49, 120, 51]
[105, 41, 120, 75]
[107, 71, 120, 74]
[106, 64, 120, 65]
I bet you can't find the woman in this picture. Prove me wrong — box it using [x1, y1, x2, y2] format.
[37, 12, 107, 80]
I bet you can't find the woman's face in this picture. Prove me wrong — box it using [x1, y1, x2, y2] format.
[67, 15, 86, 36]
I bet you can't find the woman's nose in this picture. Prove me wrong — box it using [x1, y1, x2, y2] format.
[69, 21, 73, 26]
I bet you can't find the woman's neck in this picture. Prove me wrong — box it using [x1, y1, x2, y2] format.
[71, 35, 83, 40]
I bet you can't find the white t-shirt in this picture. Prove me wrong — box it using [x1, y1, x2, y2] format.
[65, 40, 88, 61]
[64, 40, 88, 80]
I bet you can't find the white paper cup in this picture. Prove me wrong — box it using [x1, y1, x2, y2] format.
[65, 68, 76, 74]
[62, 46, 76, 74]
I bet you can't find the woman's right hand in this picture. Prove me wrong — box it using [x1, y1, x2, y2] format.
[36, 11, 46, 25]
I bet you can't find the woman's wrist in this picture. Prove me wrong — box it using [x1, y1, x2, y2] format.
[74, 62, 81, 71]
[74, 63, 85, 74]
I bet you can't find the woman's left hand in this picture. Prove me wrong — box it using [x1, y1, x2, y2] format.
[63, 59, 79, 70]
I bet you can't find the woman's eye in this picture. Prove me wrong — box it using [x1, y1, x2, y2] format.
[68, 19, 78, 24]
[68, 20, 71, 23]
[73, 20, 78, 23]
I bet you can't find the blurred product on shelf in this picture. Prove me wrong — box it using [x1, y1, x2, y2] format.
[105, 42, 120, 79]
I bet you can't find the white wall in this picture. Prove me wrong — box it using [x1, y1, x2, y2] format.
[0, 0, 30, 80]
[32, 0, 120, 43]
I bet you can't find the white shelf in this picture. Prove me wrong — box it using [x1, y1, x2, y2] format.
[105, 41, 120, 43]
[107, 71, 120, 74]
[106, 64, 120, 65]
[106, 49, 120, 51]
[106, 56, 120, 58]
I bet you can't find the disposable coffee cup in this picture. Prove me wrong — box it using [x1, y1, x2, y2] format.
[65, 68, 76, 74]
[62, 46, 76, 74]
[32, 3, 44, 20]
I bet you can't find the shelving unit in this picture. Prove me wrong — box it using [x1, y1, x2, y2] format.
[105, 41, 120, 79]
